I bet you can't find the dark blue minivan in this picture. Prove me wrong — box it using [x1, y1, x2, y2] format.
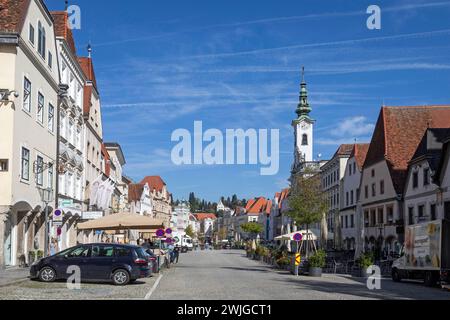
[30, 243, 151, 285]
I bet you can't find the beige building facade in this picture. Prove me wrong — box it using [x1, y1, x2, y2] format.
[0, 0, 60, 267]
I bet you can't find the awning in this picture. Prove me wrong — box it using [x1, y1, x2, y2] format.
[274, 229, 318, 241]
[77, 212, 165, 231]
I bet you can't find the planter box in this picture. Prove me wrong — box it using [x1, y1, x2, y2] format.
[309, 267, 322, 277]
[360, 267, 369, 278]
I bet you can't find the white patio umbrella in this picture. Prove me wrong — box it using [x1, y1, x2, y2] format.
[274, 229, 318, 241]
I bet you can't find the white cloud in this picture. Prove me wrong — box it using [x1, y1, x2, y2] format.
[330, 116, 375, 138]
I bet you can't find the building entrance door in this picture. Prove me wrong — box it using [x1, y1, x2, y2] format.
[3, 215, 12, 266]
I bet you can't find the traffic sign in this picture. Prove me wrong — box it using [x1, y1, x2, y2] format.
[53, 209, 63, 222]
[156, 229, 165, 237]
[295, 253, 301, 266]
[293, 233, 303, 242]
[173, 236, 180, 243]
[165, 228, 172, 235]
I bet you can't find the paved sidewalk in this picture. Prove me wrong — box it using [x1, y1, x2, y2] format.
[0, 267, 30, 287]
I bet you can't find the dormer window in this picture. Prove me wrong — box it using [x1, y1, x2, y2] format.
[423, 168, 430, 186]
[29, 24, 35, 45]
[37, 21, 46, 59]
[412, 171, 418, 189]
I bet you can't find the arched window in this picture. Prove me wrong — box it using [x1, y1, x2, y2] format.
[301, 134, 308, 146]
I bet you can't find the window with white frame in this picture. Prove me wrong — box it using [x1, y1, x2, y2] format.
[76, 83, 82, 108]
[21, 147, 30, 181]
[67, 172, 73, 197]
[48, 51, 52, 69]
[76, 126, 81, 150]
[59, 173, 65, 195]
[23, 77, 31, 112]
[48, 103, 54, 132]
[36, 155, 43, 186]
[61, 60, 68, 84]
[48, 165, 53, 190]
[37, 92, 44, 123]
[69, 73, 75, 99]
[68, 119, 74, 145]
[29, 24, 35, 44]
[75, 176, 81, 200]
[60, 112, 66, 139]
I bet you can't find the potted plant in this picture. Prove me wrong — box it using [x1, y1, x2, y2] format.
[276, 253, 291, 270]
[28, 251, 36, 265]
[358, 252, 374, 277]
[37, 250, 44, 259]
[308, 249, 326, 277]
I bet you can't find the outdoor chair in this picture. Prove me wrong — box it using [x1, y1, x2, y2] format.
[333, 259, 345, 274]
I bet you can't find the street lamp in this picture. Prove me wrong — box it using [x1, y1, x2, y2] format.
[38, 187, 54, 257]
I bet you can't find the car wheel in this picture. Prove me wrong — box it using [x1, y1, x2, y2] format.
[112, 269, 130, 286]
[392, 269, 401, 282]
[39, 266, 56, 282]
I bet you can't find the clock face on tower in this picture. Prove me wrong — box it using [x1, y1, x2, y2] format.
[300, 122, 309, 130]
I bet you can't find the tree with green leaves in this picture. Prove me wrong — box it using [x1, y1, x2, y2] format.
[185, 225, 195, 239]
[287, 169, 328, 258]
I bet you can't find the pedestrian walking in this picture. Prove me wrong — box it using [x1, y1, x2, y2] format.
[173, 245, 180, 263]
[168, 242, 175, 263]
[49, 238, 57, 256]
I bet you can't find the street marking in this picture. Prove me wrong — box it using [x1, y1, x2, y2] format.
[144, 274, 163, 300]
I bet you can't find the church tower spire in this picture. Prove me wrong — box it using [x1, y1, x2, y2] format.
[291, 67, 315, 171]
[295, 67, 312, 119]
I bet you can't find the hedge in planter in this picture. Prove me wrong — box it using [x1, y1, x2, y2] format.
[308, 249, 326, 277]
[357, 252, 375, 277]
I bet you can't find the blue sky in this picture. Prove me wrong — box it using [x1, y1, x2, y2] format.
[47, 0, 450, 202]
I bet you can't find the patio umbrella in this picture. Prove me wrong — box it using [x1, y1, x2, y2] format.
[77, 212, 165, 231]
[274, 229, 318, 241]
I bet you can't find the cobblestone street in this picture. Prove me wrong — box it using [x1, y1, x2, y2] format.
[1, 250, 449, 300]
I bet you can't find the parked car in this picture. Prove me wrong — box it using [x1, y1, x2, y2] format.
[30, 243, 151, 285]
[143, 248, 159, 273]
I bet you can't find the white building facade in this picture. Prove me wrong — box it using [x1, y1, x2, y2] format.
[52, 11, 86, 251]
[340, 144, 369, 253]
[320, 144, 354, 249]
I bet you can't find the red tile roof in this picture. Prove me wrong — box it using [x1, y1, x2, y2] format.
[351, 143, 370, 170]
[246, 197, 271, 215]
[78, 57, 98, 90]
[50, 11, 76, 55]
[140, 176, 166, 193]
[333, 144, 355, 158]
[279, 188, 290, 207]
[364, 105, 450, 194]
[128, 183, 144, 202]
[0, 0, 30, 33]
[195, 213, 217, 221]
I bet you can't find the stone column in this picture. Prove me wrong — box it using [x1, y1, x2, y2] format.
[0, 207, 11, 269]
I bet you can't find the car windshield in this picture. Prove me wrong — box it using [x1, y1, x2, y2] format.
[56, 247, 74, 257]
